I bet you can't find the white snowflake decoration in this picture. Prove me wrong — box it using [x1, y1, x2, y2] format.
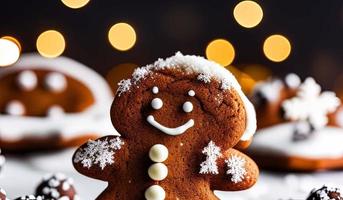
[225, 155, 247, 183]
[74, 137, 124, 170]
[199, 141, 221, 175]
[197, 73, 211, 83]
[282, 77, 340, 130]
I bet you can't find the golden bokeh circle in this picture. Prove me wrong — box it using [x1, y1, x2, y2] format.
[108, 23, 137, 51]
[206, 39, 235, 66]
[263, 34, 291, 62]
[61, 0, 90, 9]
[233, 1, 263, 28]
[36, 30, 66, 58]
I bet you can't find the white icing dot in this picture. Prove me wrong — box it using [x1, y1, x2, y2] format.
[145, 185, 166, 200]
[285, 73, 301, 89]
[182, 101, 193, 113]
[151, 98, 163, 110]
[47, 105, 64, 118]
[149, 144, 169, 162]
[148, 163, 168, 181]
[45, 72, 67, 92]
[188, 90, 195, 96]
[17, 70, 38, 91]
[5, 100, 25, 116]
[152, 86, 159, 94]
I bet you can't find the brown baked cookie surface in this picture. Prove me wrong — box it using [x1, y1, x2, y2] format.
[73, 52, 258, 200]
[0, 54, 114, 151]
[247, 74, 343, 171]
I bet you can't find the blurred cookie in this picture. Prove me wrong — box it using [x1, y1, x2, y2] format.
[306, 185, 343, 200]
[0, 188, 6, 200]
[73, 52, 259, 199]
[0, 53, 114, 151]
[36, 173, 78, 200]
[15, 195, 45, 200]
[248, 74, 342, 171]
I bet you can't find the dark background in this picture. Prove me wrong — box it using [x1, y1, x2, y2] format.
[1, 0, 342, 89]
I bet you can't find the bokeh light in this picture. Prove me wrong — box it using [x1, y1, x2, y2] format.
[0, 37, 21, 67]
[206, 39, 235, 66]
[36, 30, 66, 58]
[108, 23, 137, 51]
[233, 0, 263, 28]
[106, 63, 138, 91]
[263, 34, 291, 62]
[61, 0, 90, 9]
[242, 64, 271, 81]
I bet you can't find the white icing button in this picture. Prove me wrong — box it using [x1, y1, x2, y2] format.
[188, 90, 195, 96]
[17, 70, 38, 91]
[47, 105, 64, 118]
[148, 163, 168, 181]
[182, 101, 193, 113]
[145, 185, 166, 200]
[45, 72, 67, 92]
[149, 144, 169, 162]
[5, 100, 25, 116]
[152, 86, 159, 94]
[151, 98, 163, 110]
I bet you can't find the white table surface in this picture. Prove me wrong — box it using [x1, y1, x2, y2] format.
[1, 148, 342, 200]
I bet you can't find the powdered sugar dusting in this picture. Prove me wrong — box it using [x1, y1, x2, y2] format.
[199, 141, 222, 175]
[117, 79, 132, 96]
[225, 155, 247, 183]
[74, 137, 124, 170]
[115, 52, 257, 141]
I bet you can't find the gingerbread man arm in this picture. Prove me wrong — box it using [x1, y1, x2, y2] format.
[72, 135, 128, 182]
[210, 148, 259, 191]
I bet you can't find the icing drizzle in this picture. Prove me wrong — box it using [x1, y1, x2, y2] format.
[147, 115, 194, 136]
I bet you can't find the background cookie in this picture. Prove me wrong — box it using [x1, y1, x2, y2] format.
[248, 74, 342, 171]
[0, 53, 114, 151]
[35, 173, 78, 200]
[73, 52, 258, 199]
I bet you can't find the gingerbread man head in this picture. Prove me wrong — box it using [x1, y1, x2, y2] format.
[73, 52, 259, 200]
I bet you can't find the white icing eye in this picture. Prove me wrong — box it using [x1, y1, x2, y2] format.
[47, 105, 64, 118]
[17, 70, 37, 91]
[183, 101, 193, 113]
[5, 100, 25, 116]
[188, 90, 195, 96]
[45, 72, 67, 93]
[145, 185, 166, 200]
[148, 163, 168, 181]
[152, 86, 159, 94]
[151, 98, 163, 110]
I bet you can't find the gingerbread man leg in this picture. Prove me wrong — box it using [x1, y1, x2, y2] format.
[210, 148, 259, 191]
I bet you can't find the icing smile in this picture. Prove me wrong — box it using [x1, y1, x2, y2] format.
[147, 88, 196, 135]
[147, 115, 194, 136]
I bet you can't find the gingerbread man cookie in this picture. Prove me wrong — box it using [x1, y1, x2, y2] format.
[248, 74, 342, 171]
[0, 53, 114, 151]
[73, 52, 258, 199]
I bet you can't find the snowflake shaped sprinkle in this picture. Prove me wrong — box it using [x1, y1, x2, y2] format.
[74, 137, 124, 170]
[197, 73, 211, 83]
[282, 77, 340, 130]
[199, 141, 221, 175]
[225, 155, 247, 183]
